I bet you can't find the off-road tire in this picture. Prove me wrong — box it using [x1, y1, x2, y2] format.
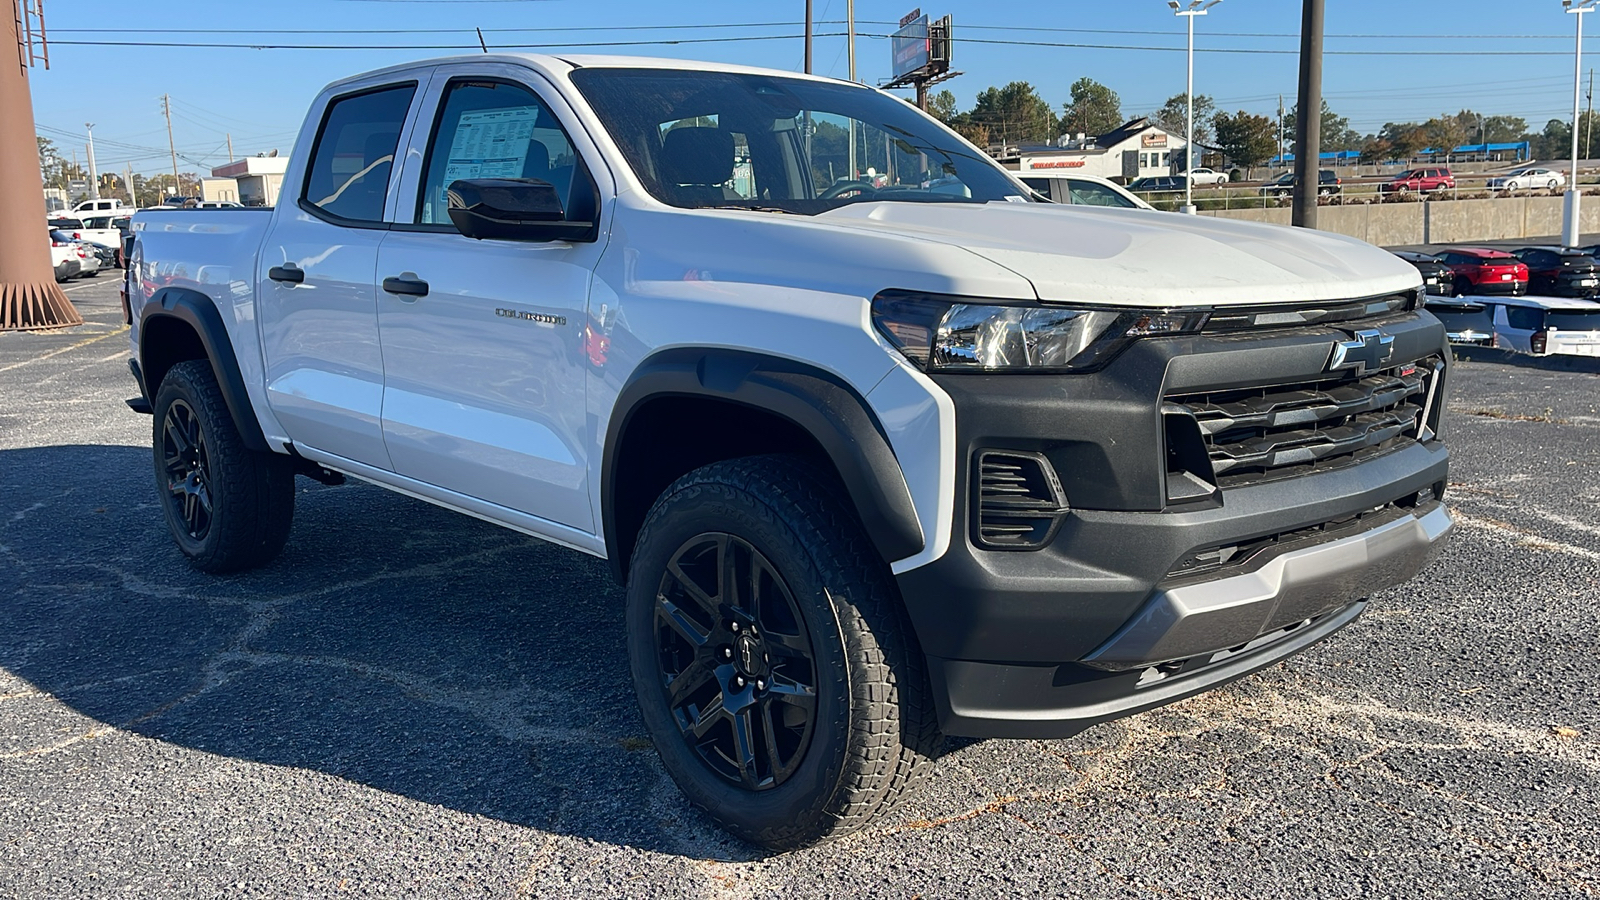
[152, 359, 294, 573]
[626, 454, 940, 850]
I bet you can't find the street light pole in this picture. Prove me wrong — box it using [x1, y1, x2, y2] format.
[1564, 0, 1598, 248]
[1170, 0, 1221, 215]
[85, 122, 99, 201]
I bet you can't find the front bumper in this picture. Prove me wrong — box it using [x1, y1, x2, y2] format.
[896, 308, 1453, 739]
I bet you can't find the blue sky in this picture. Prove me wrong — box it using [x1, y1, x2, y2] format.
[28, 0, 1600, 176]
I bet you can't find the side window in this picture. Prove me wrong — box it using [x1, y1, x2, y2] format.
[303, 85, 415, 223]
[417, 79, 583, 225]
[1505, 307, 1544, 331]
[1068, 181, 1137, 209]
[1020, 177, 1052, 196]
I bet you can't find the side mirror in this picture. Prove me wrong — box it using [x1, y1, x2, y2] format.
[446, 178, 594, 242]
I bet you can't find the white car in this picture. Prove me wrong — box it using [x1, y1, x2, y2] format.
[71, 214, 125, 252]
[1487, 295, 1600, 357]
[48, 238, 82, 282]
[1186, 167, 1229, 186]
[1016, 171, 1154, 209]
[1487, 167, 1565, 191]
[70, 198, 130, 215]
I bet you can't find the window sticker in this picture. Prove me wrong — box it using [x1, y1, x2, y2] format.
[432, 106, 539, 216]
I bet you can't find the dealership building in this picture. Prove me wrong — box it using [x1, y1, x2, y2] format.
[999, 117, 1202, 183]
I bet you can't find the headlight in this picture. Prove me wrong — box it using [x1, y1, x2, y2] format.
[871, 290, 1209, 372]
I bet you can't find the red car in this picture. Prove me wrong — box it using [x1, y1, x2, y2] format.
[1381, 167, 1455, 194]
[1435, 247, 1529, 296]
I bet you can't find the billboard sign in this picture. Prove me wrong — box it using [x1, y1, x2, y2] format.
[892, 13, 931, 79]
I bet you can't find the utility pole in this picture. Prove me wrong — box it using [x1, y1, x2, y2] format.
[1580, 68, 1593, 159]
[164, 93, 180, 198]
[227, 132, 234, 163]
[803, 0, 812, 74]
[847, 0, 856, 178]
[1278, 94, 1285, 170]
[1292, 0, 1324, 229]
[125, 163, 136, 206]
[85, 122, 99, 200]
[1565, 1, 1597, 249]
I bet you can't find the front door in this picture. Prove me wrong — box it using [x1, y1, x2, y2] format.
[375, 68, 605, 532]
[258, 79, 424, 469]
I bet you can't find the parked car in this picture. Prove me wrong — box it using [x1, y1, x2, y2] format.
[1186, 167, 1228, 186]
[48, 230, 102, 279]
[1486, 167, 1565, 192]
[1126, 175, 1187, 194]
[1424, 298, 1496, 345]
[1392, 250, 1454, 296]
[1380, 167, 1455, 194]
[1509, 246, 1600, 297]
[1018, 172, 1153, 210]
[48, 237, 81, 283]
[1259, 169, 1341, 197]
[1489, 295, 1600, 357]
[125, 52, 1453, 850]
[1435, 248, 1528, 296]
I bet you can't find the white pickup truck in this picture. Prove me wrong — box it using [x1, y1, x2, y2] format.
[125, 54, 1454, 850]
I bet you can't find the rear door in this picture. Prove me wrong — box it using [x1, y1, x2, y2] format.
[373, 62, 609, 533]
[257, 75, 429, 469]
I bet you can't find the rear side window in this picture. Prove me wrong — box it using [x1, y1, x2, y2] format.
[1505, 307, 1545, 331]
[416, 79, 583, 226]
[303, 84, 416, 223]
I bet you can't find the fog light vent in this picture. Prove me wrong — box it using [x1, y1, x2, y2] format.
[973, 451, 1069, 550]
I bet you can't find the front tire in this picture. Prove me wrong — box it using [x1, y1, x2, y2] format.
[152, 359, 295, 573]
[626, 455, 939, 850]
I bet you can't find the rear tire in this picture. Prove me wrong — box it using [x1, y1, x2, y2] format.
[151, 359, 294, 573]
[626, 455, 940, 850]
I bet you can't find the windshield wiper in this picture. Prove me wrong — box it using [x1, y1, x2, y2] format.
[703, 205, 801, 215]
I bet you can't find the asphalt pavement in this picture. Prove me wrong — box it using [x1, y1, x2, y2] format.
[2, 278, 1597, 899]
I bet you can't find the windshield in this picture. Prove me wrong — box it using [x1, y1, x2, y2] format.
[570, 68, 1025, 214]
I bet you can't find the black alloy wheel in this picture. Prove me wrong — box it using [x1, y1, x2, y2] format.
[150, 359, 295, 573]
[161, 398, 213, 540]
[654, 532, 818, 790]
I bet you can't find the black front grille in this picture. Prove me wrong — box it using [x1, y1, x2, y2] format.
[1165, 358, 1442, 489]
[972, 451, 1069, 549]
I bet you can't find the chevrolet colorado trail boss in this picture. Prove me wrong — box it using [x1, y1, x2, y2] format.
[125, 55, 1454, 850]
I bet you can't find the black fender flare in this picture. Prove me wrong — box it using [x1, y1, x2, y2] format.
[603, 348, 925, 577]
[139, 287, 270, 453]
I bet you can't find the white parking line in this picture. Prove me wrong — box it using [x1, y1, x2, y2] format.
[0, 326, 129, 374]
[61, 280, 116, 293]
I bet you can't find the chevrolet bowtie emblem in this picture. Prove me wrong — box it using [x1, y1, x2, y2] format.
[1327, 329, 1394, 376]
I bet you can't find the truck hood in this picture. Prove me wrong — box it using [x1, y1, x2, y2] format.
[817, 201, 1422, 308]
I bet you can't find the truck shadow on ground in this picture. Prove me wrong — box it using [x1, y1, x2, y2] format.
[0, 444, 769, 861]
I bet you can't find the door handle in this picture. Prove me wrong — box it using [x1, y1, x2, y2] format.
[268, 264, 304, 284]
[382, 275, 429, 298]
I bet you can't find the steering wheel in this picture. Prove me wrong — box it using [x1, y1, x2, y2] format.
[819, 180, 879, 200]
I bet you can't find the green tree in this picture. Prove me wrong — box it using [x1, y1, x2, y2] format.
[1060, 77, 1123, 139]
[1359, 137, 1395, 165]
[927, 90, 960, 125]
[1424, 113, 1470, 162]
[1212, 110, 1278, 174]
[1285, 101, 1360, 152]
[1379, 122, 1429, 163]
[966, 82, 1057, 145]
[1151, 93, 1215, 144]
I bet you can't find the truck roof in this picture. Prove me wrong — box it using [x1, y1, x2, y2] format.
[320, 53, 859, 95]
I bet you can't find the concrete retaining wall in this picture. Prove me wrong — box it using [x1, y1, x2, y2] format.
[1201, 195, 1600, 246]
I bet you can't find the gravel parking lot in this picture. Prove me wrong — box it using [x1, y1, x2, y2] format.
[2, 277, 1597, 899]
